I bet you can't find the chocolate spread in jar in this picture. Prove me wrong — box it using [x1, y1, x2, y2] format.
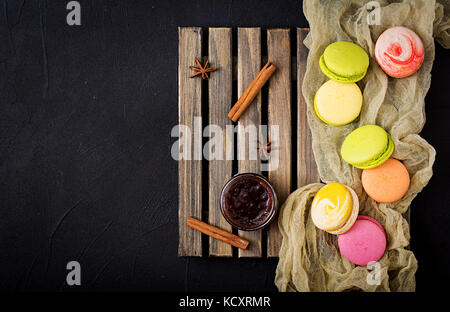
[221, 174, 276, 230]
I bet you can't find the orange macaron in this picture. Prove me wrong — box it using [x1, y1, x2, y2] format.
[361, 158, 410, 203]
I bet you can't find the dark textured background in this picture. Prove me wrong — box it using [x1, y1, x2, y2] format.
[0, 0, 448, 292]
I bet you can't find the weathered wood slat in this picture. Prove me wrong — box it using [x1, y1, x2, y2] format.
[208, 28, 233, 257]
[232, 56, 298, 81]
[178, 27, 203, 257]
[267, 29, 292, 257]
[297, 28, 320, 187]
[237, 28, 262, 257]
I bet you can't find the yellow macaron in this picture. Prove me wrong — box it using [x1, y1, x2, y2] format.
[311, 182, 359, 235]
[314, 80, 363, 126]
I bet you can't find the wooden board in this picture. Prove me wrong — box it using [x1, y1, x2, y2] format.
[237, 28, 262, 258]
[208, 28, 233, 257]
[297, 28, 320, 187]
[267, 29, 291, 257]
[178, 27, 317, 257]
[178, 27, 203, 256]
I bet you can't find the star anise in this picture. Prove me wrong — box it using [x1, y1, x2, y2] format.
[257, 137, 273, 160]
[189, 57, 217, 79]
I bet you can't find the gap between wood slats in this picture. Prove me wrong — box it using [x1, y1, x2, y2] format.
[178, 27, 203, 257]
[201, 28, 210, 258]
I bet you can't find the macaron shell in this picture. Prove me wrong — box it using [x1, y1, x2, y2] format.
[356, 134, 394, 169]
[375, 26, 424, 78]
[338, 216, 387, 266]
[311, 182, 353, 231]
[314, 80, 363, 126]
[320, 41, 369, 82]
[362, 158, 410, 203]
[319, 54, 367, 83]
[327, 186, 359, 235]
[340, 125, 394, 169]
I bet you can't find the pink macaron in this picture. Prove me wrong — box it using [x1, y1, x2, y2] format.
[337, 216, 386, 266]
[375, 26, 424, 78]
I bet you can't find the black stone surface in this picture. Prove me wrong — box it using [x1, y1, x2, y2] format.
[0, 0, 448, 292]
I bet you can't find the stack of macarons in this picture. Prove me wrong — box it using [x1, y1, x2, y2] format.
[315, 41, 369, 126]
[326, 125, 410, 266]
[322, 124, 410, 265]
[315, 28, 420, 202]
[309, 26, 423, 266]
[340, 125, 410, 203]
[311, 182, 387, 266]
[315, 26, 424, 126]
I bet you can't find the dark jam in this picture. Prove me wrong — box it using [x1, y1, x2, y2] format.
[221, 175, 275, 230]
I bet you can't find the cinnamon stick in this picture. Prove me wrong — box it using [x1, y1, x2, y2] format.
[186, 217, 249, 250]
[228, 61, 277, 122]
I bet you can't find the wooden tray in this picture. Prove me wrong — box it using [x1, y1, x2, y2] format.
[177, 27, 319, 258]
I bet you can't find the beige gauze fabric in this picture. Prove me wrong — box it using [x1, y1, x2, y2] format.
[275, 0, 450, 292]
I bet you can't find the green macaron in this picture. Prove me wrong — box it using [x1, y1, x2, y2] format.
[340, 125, 394, 169]
[319, 41, 369, 83]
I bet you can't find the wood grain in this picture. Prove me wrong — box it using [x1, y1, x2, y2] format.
[297, 28, 320, 187]
[232, 56, 297, 81]
[267, 29, 291, 257]
[208, 28, 233, 257]
[178, 27, 203, 257]
[237, 28, 262, 257]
